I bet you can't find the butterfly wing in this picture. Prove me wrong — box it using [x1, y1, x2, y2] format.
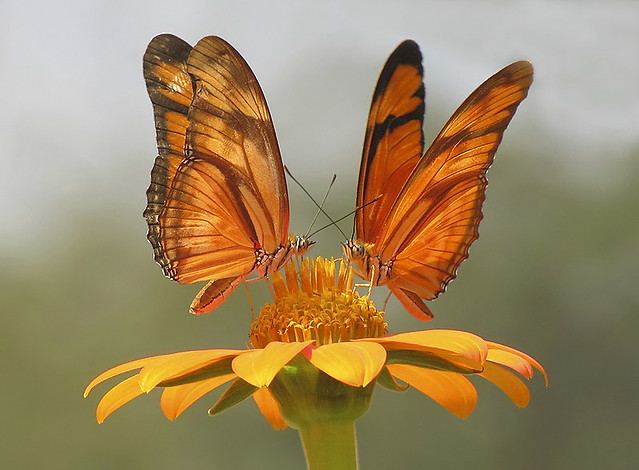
[142, 34, 194, 274]
[143, 36, 290, 314]
[159, 155, 268, 284]
[356, 40, 425, 245]
[378, 61, 534, 319]
[184, 37, 289, 251]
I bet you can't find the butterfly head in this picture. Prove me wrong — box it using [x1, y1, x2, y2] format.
[341, 239, 374, 276]
[342, 239, 366, 260]
[288, 234, 315, 257]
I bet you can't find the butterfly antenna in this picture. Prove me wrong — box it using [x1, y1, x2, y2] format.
[307, 173, 338, 237]
[307, 194, 383, 239]
[347, 193, 381, 241]
[284, 166, 347, 239]
[349, 214, 357, 241]
[308, 209, 357, 239]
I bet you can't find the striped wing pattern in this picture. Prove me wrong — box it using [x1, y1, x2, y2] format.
[350, 42, 533, 320]
[356, 40, 425, 245]
[142, 34, 194, 274]
[142, 35, 294, 314]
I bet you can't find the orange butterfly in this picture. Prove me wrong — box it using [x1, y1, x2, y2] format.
[343, 40, 533, 320]
[143, 34, 312, 314]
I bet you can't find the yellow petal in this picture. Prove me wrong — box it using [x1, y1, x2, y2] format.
[373, 330, 488, 364]
[305, 342, 386, 387]
[252, 386, 287, 430]
[284, 259, 300, 292]
[480, 362, 530, 407]
[272, 270, 288, 298]
[232, 341, 313, 387]
[486, 341, 548, 385]
[160, 373, 236, 421]
[387, 363, 477, 418]
[95, 375, 145, 423]
[138, 349, 242, 392]
[84, 356, 161, 398]
[487, 349, 534, 378]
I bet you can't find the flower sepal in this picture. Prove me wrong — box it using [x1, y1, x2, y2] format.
[375, 367, 409, 392]
[208, 378, 258, 416]
[386, 349, 483, 374]
[268, 355, 375, 430]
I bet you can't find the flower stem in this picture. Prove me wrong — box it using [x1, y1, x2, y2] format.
[298, 419, 358, 470]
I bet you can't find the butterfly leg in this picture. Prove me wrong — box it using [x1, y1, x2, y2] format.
[382, 290, 393, 312]
[264, 276, 275, 300]
[243, 276, 273, 320]
[244, 281, 255, 320]
[353, 264, 376, 297]
[367, 264, 376, 298]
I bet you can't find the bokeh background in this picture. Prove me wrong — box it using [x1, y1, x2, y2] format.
[2, 0, 638, 468]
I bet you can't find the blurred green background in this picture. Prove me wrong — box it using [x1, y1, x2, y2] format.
[2, 1, 638, 468]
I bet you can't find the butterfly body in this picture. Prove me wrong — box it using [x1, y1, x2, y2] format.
[143, 34, 312, 314]
[342, 240, 390, 285]
[255, 234, 313, 277]
[345, 40, 533, 320]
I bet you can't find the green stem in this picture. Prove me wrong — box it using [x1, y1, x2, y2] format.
[298, 420, 358, 470]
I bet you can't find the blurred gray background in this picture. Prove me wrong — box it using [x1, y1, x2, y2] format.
[2, 0, 638, 468]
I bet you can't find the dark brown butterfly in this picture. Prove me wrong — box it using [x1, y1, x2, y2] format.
[143, 34, 312, 314]
[343, 40, 533, 320]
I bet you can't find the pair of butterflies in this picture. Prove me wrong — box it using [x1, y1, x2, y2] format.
[143, 34, 533, 319]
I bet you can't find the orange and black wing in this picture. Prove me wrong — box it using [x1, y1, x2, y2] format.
[183, 37, 289, 252]
[142, 34, 194, 274]
[356, 40, 425, 245]
[378, 61, 534, 318]
[142, 35, 291, 314]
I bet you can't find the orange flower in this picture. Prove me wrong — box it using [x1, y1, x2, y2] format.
[85, 257, 546, 426]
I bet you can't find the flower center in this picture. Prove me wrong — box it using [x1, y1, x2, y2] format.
[249, 257, 388, 348]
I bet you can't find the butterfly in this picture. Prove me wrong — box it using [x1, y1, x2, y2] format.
[343, 40, 533, 320]
[143, 34, 312, 315]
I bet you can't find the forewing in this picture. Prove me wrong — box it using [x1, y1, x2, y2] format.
[356, 40, 425, 244]
[184, 36, 288, 251]
[381, 61, 534, 300]
[142, 34, 194, 270]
